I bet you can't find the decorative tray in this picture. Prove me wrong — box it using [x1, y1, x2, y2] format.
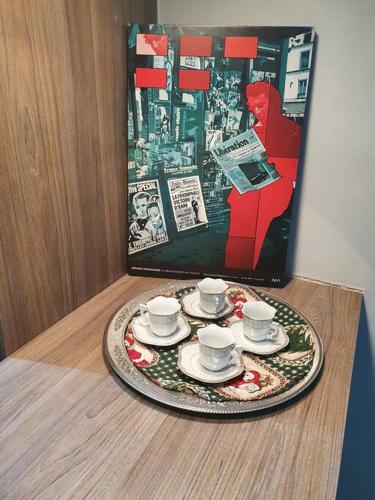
[103, 280, 323, 415]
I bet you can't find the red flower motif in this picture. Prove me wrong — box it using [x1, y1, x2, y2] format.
[125, 332, 153, 367]
[229, 296, 247, 318]
[125, 332, 135, 347]
[224, 370, 262, 391]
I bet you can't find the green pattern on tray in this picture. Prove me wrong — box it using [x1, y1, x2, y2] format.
[124, 285, 315, 402]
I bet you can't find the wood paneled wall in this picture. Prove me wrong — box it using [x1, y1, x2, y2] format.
[0, 0, 157, 355]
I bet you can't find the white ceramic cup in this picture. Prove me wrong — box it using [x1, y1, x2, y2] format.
[139, 296, 181, 337]
[242, 301, 277, 342]
[197, 324, 243, 371]
[197, 278, 228, 315]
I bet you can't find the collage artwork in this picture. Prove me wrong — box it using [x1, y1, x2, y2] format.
[128, 25, 315, 286]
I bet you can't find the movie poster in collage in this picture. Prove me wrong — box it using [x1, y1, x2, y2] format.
[127, 25, 316, 286]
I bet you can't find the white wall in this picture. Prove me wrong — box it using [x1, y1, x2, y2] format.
[158, 0, 375, 356]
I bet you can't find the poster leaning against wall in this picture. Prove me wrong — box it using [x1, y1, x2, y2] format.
[127, 24, 316, 286]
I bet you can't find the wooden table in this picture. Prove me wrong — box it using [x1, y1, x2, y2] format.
[0, 275, 362, 499]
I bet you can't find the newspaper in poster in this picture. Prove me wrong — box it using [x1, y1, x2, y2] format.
[128, 180, 168, 254]
[180, 56, 201, 69]
[168, 176, 208, 232]
[149, 141, 196, 176]
[210, 129, 280, 194]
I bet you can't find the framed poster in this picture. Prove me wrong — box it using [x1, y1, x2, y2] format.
[127, 25, 316, 286]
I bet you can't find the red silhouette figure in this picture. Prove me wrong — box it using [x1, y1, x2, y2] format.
[225, 82, 302, 270]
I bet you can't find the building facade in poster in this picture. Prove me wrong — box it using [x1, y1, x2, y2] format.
[127, 25, 315, 286]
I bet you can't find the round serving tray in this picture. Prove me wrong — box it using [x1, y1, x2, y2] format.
[103, 280, 323, 415]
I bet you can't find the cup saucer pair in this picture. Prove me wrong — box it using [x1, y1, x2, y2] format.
[131, 313, 191, 347]
[230, 321, 289, 355]
[178, 342, 244, 384]
[181, 289, 233, 319]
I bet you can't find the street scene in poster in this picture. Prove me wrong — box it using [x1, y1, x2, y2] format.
[127, 25, 315, 285]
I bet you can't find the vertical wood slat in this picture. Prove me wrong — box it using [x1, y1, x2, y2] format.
[0, 0, 157, 355]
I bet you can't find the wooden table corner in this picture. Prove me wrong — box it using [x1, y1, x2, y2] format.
[0, 275, 362, 500]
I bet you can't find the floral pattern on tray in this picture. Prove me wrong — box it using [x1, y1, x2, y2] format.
[124, 285, 315, 402]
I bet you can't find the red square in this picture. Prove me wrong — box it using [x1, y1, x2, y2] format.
[224, 37, 258, 58]
[180, 35, 212, 56]
[136, 34, 168, 56]
[135, 68, 167, 88]
[178, 69, 211, 91]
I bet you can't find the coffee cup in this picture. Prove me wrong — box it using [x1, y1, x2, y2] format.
[197, 278, 228, 315]
[242, 301, 277, 342]
[139, 296, 181, 337]
[197, 324, 242, 371]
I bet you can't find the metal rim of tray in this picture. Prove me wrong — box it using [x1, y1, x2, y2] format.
[103, 280, 323, 415]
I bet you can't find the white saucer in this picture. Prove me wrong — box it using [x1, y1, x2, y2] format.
[181, 290, 234, 319]
[177, 342, 244, 383]
[131, 313, 191, 347]
[230, 321, 289, 355]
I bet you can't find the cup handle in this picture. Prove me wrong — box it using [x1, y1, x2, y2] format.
[266, 323, 279, 341]
[214, 297, 221, 313]
[139, 303, 149, 325]
[230, 341, 243, 367]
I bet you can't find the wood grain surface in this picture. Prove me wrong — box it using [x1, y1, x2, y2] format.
[0, 276, 362, 500]
[0, 0, 156, 355]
